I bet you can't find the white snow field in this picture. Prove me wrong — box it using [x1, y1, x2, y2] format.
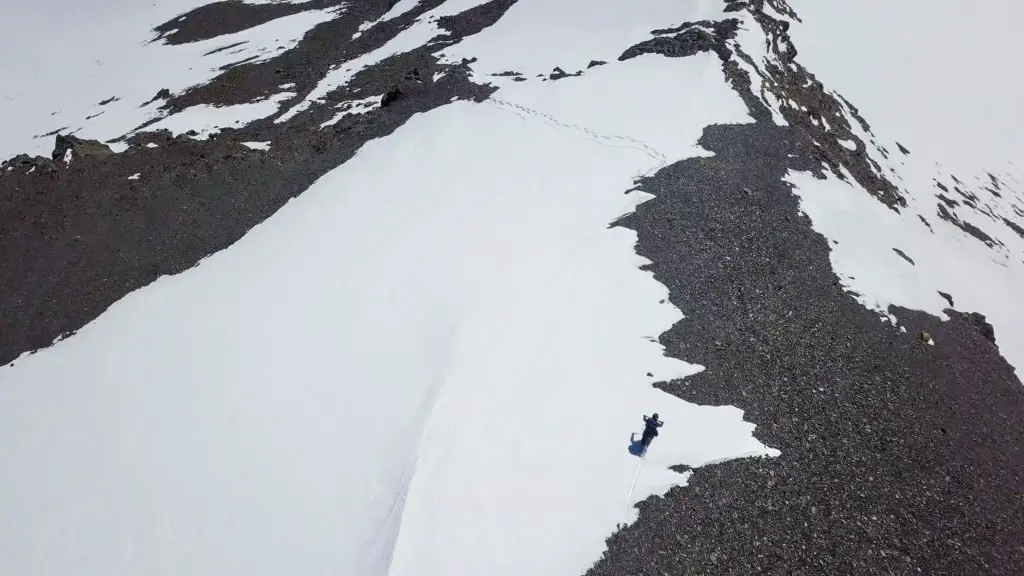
[777, 0, 1024, 372]
[0, 1, 779, 575]
[0, 0, 337, 160]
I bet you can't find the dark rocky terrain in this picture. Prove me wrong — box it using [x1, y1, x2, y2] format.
[1, 0, 1021, 574]
[587, 2, 1024, 574]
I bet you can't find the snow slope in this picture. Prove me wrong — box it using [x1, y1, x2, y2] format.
[0, 1, 778, 575]
[778, 0, 1024, 372]
[787, 0, 1024, 168]
[0, 0, 336, 159]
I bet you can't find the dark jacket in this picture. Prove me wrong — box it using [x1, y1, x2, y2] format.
[643, 415, 663, 436]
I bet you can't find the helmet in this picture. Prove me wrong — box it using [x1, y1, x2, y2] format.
[652, 413, 659, 420]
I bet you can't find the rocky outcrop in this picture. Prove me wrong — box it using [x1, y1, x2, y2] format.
[0, 133, 110, 175]
[51, 134, 114, 163]
[1, 154, 58, 175]
[619, 19, 740, 62]
[380, 87, 404, 107]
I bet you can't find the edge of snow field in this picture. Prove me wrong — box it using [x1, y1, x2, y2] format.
[588, 1, 1024, 573]
[0, 82, 778, 576]
[787, 168, 1024, 374]
[714, 0, 1024, 375]
[778, 1, 1024, 373]
[0, 3, 785, 573]
[377, 90, 779, 575]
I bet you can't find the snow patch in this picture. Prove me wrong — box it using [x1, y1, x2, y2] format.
[277, 10, 444, 122]
[353, 0, 421, 38]
[242, 141, 272, 150]
[144, 92, 295, 139]
[128, 172, 141, 180]
[319, 96, 381, 128]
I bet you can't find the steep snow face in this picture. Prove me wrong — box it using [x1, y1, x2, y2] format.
[775, 1, 1024, 372]
[0, 2, 778, 576]
[0, 0, 335, 159]
[786, 0, 1024, 168]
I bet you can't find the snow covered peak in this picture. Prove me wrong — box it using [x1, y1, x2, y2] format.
[1, 0, 1022, 575]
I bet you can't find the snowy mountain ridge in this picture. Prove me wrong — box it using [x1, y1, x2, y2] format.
[1, 0, 1022, 574]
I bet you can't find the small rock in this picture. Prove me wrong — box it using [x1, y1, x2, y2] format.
[937, 291, 954, 308]
[550, 66, 570, 80]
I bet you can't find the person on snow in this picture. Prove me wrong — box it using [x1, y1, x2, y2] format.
[641, 413, 663, 448]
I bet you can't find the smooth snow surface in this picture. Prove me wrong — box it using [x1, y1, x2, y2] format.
[439, 0, 727, 76]
[0, 1, 780, 572]
[0, 99, 775, 576]
[0, 1, 335, 159]
[780, 1, 1024, 372]
[787, 0, 1024, 168]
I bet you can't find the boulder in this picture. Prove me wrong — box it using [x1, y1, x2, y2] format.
[51, 134, 114, 163]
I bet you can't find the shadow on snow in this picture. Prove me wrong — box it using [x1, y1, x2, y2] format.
[627, 432, 647, 457]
